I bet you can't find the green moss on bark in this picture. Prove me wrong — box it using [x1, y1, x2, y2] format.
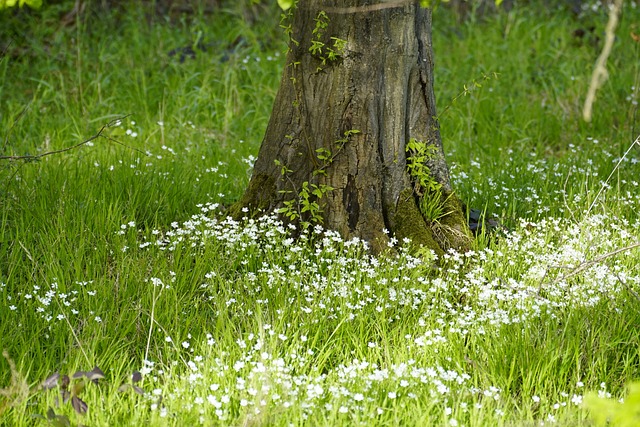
[392, 188, 444, 258]
[228, 174, 276, 219]
[433, 191, 472, 253]
[391, 188, 472, 258]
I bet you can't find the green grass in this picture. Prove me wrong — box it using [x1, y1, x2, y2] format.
[1, 1, 640, 426]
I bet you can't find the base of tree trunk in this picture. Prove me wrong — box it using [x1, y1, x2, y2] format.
[392, 188, 471, 257]
[230, 2, 472, 257]
[230, 183, 471, 257]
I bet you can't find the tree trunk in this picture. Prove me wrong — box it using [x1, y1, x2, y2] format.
[232, 0, 470, 255]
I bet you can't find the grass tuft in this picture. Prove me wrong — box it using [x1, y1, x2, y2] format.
[1, 1, 639, 426]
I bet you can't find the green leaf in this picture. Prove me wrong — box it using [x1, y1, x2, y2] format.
[277, 0, 293, 11]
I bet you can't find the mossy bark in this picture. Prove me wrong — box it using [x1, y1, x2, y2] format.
[432, 190, 472, 252]
[393, 188, 444, 257]
[228, 174, 276, 219]
[234, 1, 471, 254]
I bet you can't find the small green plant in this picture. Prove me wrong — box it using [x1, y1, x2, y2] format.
[278, 180, 333, 226]
[406, 138, 453, 222]
[309, 11, 347, 70]
[39, 368, 106, 417]
[279, 1, 298, 47]
[274, 159, 334, 227]
[313, 129, 359, 176]
[406, 138, 441, 194]
[418, 189, 455, 223]
[275, 130, 357, 227]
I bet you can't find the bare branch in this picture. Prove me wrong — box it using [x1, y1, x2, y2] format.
[586, 134, 640, 216]
[560, 241, 640, 282]
[0, 115, 132, 161]
[541, 241, 640, 291]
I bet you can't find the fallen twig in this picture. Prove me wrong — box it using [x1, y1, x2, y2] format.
[0, 114, 131, 161]
[559, 241, 640, 282]
[540, 241, 640, 292]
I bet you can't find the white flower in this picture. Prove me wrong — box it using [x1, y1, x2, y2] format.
[207, 395, 222, 408]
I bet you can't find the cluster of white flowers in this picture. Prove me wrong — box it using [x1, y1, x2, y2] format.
[140, 325, 479, 424]
[450, 139, 640, 219]
[3, 280, 102, 334]
[123, 196, 639, 425]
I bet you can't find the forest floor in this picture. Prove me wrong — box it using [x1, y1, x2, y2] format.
[1, 1, 640, 426]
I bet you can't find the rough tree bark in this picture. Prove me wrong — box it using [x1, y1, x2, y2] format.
[232, 0, 470, 255]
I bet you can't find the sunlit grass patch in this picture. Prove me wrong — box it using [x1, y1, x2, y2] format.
[1, 1, 640, 426]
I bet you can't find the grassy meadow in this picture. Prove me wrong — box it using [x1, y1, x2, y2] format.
[1, 1, 640, 425]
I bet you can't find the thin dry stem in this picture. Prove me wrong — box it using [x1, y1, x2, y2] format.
[0, 115, 132, 161]
[586, 134, 640, 216]
[541, 241, 640, 290]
